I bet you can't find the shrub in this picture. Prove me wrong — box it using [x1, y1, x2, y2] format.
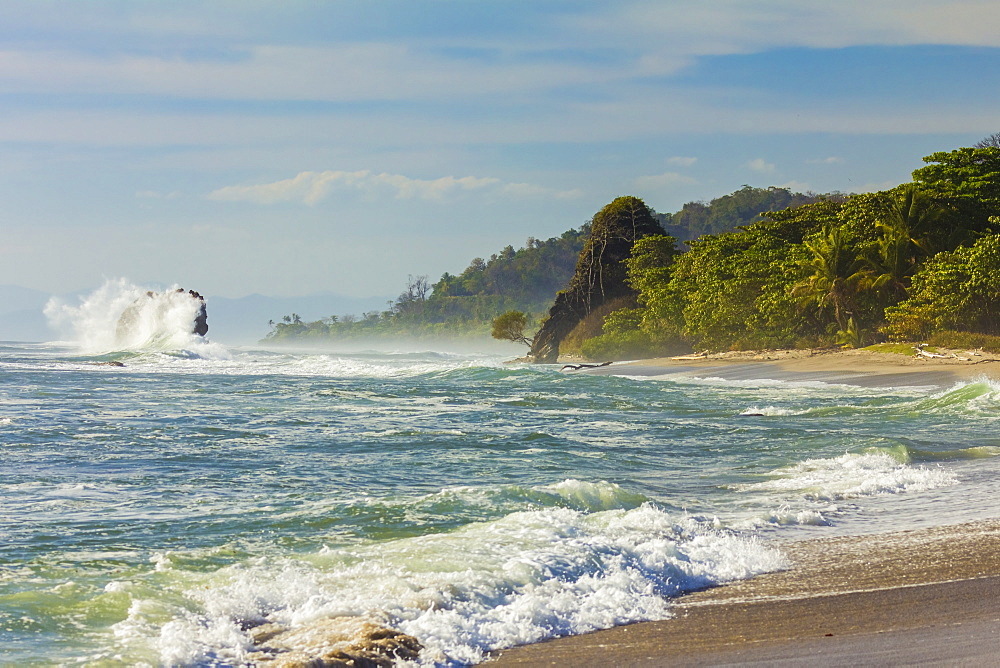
[927, 330, 1000, 353]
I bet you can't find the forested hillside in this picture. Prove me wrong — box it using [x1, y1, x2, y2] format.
[578, 144, 1000, 361]
[265, 228, 590, 341]
[264, 186, 843, 343]
[658, 185, 837, 242]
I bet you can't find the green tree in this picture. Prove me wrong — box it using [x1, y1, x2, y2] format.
[529, 196, 665, 362]
[792, 225, 868, 332]
[862, 185, 948, 302]
[491, 310, 531, 346]
[663, 185, 842, 242]
[660, 200, 839, 351]
[883, 233, 1000, 340]
[912, 146, 1000, 231]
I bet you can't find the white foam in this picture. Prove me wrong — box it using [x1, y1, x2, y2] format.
[737, 452, 957, 501]
[120, 504, 784, 666]
[44, 279, 218, 355]
[740, 405, 809, 416]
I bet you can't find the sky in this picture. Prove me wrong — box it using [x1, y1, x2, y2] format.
[2, 0, 999, 300]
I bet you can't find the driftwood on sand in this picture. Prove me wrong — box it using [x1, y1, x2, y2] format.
[560, 361, 612, 371]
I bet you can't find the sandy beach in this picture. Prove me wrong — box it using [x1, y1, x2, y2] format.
[489, 520, 1000, 667]
[488, 349, 1000, 666]
[580, 346, 1000, 388]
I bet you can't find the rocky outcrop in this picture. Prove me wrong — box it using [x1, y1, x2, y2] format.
[529, 197, 664, 363]
[246, 617, 423, 667]
[115, 288, 208, 341]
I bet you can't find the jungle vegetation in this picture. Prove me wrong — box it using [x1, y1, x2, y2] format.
[266, 186, 828, 343]
[581, 144, 1000, 360]
[268, 143, 1000, 357]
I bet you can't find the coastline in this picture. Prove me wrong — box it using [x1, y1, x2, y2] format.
[575, 347, 1000, 388]
[489, 520, 1000, 666]
[487, 351, 1000, 666]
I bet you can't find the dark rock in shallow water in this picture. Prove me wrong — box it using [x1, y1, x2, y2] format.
[192, 292, 208, 336]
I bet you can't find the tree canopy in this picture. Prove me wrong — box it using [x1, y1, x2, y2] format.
[265, 153, 1000, 356]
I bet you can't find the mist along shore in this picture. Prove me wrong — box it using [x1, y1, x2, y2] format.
[486, 350, 1000, 666]
[573, 346, 1000, 389]
[488, 520, 1000, 666]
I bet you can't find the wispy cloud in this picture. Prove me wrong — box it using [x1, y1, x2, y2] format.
[807, 156, 844, 165]
[207, 170, 579, 204]
[586, 1, 1000, 56]
[778, 180, 814, 193]
[634, 171, 699, 190]
[135, 190, 180, 200]
[665, 156, 698, 167]
[746, 158, 776, 173]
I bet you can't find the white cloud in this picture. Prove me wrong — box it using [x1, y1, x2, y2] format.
[582, 1, 1000, 56]
[135, 190, 180, 200]
[807, 156, 844, 165]
[634, 171, 699, 190]
[665, 156, 698, 167]
[4, 2, 998, 108]
[746, 158, 776, 173]
[207, 170, 577, 205]
[778, 180, 814, 193]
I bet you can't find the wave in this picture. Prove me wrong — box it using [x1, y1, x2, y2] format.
[732, 378, 1000, 422]
[43, 278, 221, 356]
[111, 501, 785, 666]
[256, 480, 657, 546]
[735, 451, 956, 502]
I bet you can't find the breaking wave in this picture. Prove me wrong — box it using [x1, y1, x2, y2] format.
[43, 278, 223, 357]
[110, 496, 785, 666]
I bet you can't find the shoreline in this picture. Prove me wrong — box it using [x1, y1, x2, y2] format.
[488, 520, 1000, 666]
[491, 353, 1000, 665]
[573, 347, 1000, 387]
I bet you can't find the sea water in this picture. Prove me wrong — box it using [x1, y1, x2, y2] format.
[3, 287, 1000, 665]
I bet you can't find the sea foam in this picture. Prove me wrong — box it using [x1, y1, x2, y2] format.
[114, 501, 785, 666]
[43, 278, 223, 356]
[738, 451, 956, 501]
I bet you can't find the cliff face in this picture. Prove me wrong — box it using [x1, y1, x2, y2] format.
[529, 196, 664, 363]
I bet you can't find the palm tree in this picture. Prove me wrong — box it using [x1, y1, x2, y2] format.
[793, 225, 868, 332]
[865, 185, 947, 302]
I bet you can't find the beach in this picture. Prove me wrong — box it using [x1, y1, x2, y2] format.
[490, 349, 1000, 666]
[489, 520, 1000, 666]
[5, 340, 1000, 664]
[583, 346, 1000, 388]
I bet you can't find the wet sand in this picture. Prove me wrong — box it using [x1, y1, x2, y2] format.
[492, 352, 1000, 666]
[489, 521, 1000, 666]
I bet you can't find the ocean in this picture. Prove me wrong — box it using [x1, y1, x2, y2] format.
[3, 285, 1000, 665]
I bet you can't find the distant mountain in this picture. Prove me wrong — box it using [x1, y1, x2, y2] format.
[0, 285, 54, 341]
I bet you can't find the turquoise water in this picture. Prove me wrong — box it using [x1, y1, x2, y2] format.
[3, 321, 1000, 664]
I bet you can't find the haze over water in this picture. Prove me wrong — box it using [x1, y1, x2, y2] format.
[2, 283, 1000, 665]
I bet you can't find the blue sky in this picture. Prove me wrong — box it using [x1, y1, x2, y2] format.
[2, 0, 999, 299]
